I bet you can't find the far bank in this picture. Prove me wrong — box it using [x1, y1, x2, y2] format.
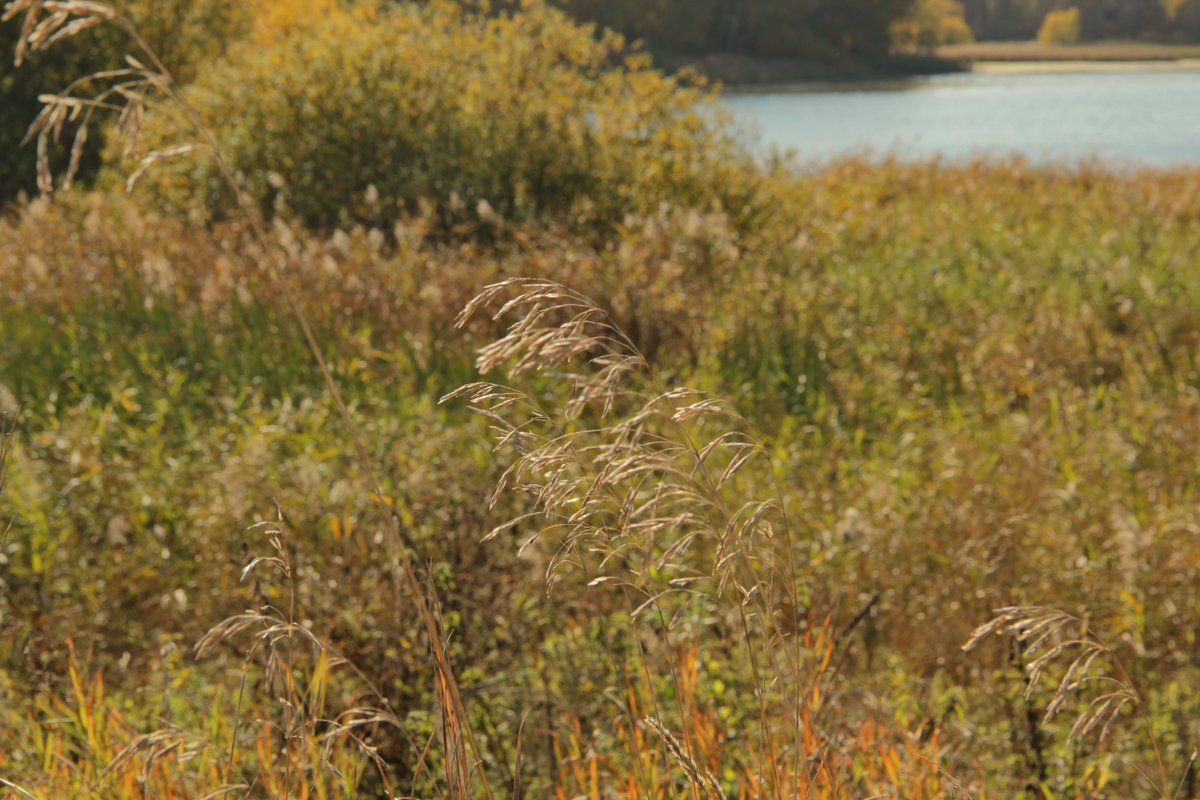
[669, 40, 1200, 91]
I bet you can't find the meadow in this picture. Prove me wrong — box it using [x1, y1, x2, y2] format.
[2, 2, 1200, 798]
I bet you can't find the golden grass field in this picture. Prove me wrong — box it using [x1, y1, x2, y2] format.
[3, 2, 1200, 798]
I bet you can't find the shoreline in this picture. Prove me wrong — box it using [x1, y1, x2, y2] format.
[718, 56, 1200, 94]
[971, 57, 1200, 74]
[654, 50, 965, 90]
[692, 40, 1200, 93]
[936, 40, 1200, 62]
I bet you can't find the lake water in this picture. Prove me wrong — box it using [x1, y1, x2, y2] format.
[721, 67, 1200, 167]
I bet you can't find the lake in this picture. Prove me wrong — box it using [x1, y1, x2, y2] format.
[721, 66, 1200, 167]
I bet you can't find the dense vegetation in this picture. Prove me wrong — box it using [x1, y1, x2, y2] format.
[3, 1, 1200, 799]
[959, 0, 1200, 41]
[556, 0, 915, 61]
[118, 1, 763, 232]
[552, 0, 1200, 69]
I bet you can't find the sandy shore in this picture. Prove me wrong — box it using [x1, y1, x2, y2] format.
[936, 41, 1200, 61]
[973, 58, 1200, 74]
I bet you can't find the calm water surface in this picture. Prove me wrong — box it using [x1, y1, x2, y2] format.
[721, 69, 1200, 166]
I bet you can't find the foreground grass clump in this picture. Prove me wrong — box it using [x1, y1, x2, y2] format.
[3, 155, 1200, 797]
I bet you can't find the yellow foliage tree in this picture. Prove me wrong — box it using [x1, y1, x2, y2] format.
[1037, 7, 1082, 43]
[1162, 0, 1186, 19]
[243, 0, 344, 43]
[890, 0, 975, 52]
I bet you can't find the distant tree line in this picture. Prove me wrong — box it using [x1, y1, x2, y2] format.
[553, 0, 1200, 57]
[554, 0, 917, 61]
[959, 0, 1200, 40]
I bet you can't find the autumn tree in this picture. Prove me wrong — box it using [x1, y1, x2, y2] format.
[891, 0, 976, 50]
[958, 0, 1187, 39]
[1038, 6, 1082, 40]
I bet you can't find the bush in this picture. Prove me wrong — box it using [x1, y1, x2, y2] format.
[122, 0, 767, 232]
[1037, 7, 1082, 44]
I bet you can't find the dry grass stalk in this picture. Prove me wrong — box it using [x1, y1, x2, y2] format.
[964, 606, 1184, 796]
[963, 606, 1137, 741]
[445, 278, 786, 605]
[103, 727, 196, 783]
[0, 777, 44, 800]
[643, 716, 725, 800]
[195, 517, 402, 798]
[446, 279, 821, 800]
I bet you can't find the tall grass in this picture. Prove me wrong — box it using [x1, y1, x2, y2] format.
[4, 1, 1200, 797]
[442, 277, 966, 797]
[3, 1, 490, 795]
[5, 161, 1200, 796]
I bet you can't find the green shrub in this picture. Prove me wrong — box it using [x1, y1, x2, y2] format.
[122, 0, 767, 232]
